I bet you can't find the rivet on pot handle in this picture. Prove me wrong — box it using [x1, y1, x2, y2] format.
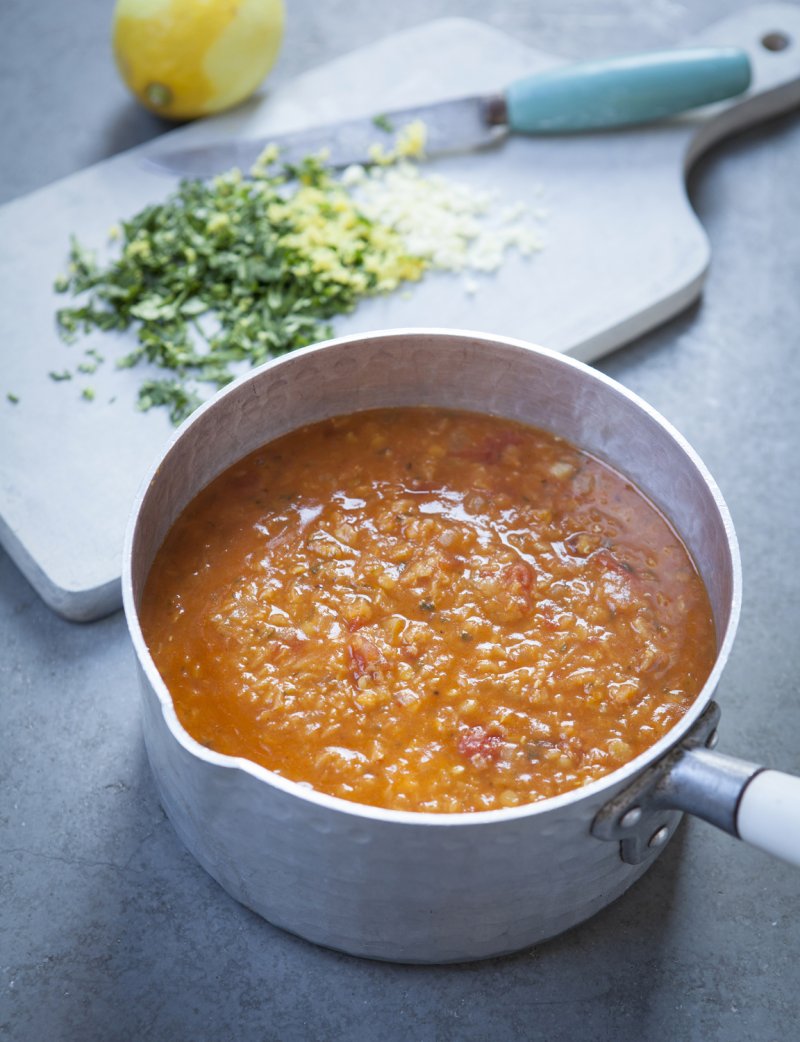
[592, 702, 800, 867]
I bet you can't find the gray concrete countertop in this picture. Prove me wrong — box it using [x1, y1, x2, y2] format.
[2, 2, 799, 1039]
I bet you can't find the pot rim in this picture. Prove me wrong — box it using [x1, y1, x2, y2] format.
[122, 327, 742, 828]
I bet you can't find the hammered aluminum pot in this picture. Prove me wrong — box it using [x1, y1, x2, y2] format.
[123, 329, 800, 963]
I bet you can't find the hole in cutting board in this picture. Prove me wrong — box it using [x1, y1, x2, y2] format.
[761, 31, 791, 51]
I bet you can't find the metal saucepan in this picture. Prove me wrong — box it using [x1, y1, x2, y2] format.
[122, 329, 800, 963]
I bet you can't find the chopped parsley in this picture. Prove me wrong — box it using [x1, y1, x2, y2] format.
[136, 379, 202, 425]
[372, 113, 394, 133]
[54, 153, 426, 423]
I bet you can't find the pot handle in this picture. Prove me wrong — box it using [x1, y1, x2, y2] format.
[661, 748, 800, 867]
[731, 768, 800, 866]
[592, 702, 800, 867]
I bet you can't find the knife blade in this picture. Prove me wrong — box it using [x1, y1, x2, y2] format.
[147, 96, 500, 179]
[146, 45, 751, 179]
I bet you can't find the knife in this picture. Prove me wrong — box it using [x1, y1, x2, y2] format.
[148, 46, 751, 178]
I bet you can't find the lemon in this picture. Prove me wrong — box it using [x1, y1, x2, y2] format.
[112, 0, 285, 120]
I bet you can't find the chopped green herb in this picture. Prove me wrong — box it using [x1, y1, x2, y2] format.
[137, 378, 203, 425]
[7, 392, 19, 404]
[419, 599, 435, 612]
[77, 360, 98, 374]
[54, 159, 426, 422]
[81, 387, 96, 401]
[372, 113, 394, 133]
[49, 369, 72, 381]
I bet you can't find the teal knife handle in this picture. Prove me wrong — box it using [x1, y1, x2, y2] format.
[505, 46, 752, 133]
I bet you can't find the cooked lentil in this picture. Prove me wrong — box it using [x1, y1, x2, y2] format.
[140, 408, 716, 813]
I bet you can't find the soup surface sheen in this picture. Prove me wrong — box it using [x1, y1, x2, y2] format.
[141, 408, 715, 813]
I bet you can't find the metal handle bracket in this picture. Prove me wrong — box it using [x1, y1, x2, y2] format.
[591, 702, 733, 864]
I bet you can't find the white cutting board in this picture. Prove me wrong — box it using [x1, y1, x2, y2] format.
[2, 4, 800, 621]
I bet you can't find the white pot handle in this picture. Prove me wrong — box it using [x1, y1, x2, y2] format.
[592, 704, 800, 868]
[737, 770, 800, 867]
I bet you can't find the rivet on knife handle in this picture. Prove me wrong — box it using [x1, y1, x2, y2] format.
[505, 46, 752, 133]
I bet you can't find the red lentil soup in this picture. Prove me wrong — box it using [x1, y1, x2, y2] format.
[140, 408, 716, 813]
